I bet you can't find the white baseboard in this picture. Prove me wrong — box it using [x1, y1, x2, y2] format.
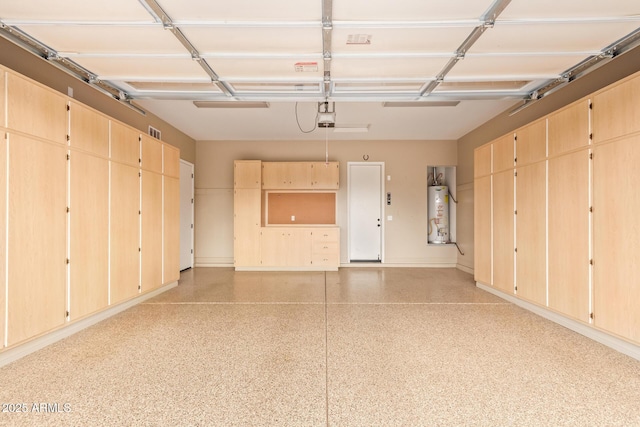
[456, 264, 474, 275]
[476, 282, 640, 362]
[195, 262, 234, 268]
[341, 262, 457, 268]
[0, 281, 178, 368]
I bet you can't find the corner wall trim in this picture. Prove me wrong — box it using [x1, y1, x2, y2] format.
[476, 282, 640, 362]
[457, 264, 474, 275]
[0, 281, 178, 368]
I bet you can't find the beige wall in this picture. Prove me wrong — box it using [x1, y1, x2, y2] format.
[455, 44, 640, 272]
[195, 139, 458, 266]
[0, 37, 195, 163]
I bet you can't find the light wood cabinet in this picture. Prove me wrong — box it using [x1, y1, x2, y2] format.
[234, 160, 262, 189]
[111, 121, 140, 167]
[515, 161, 546, 305]
[0, 70, 5, 127]
[7, 134, 67, 346]
[474, 175, 492, 285]
[70, 151, 109, 321]
[142, 171, 163, 292]
[492, 169, 514, 294]
[474, 144, 491, 178]
[6, 73, 67, 145]
[0, 132, 6, 346]
[262, 162, 311, 189]
[310, 162, 339, 189]
[141, 135, 163, 174]
[515, 119, 546, 166]
[163, 176, 180, 284]
[163, 144, 180, 178]
[261, 228, 312, 267]
[548, 150, 590, 322]
[69, 101, 109, 157]
[493, 133, 515, 173]
[263, 161, 339, 189]
[592, 73, 640, 143]
[311, 228, 340, 268]
[548, 99, 590, 156]
[110, 162, 141, 305]
[234, 189, 262, 266]
[593, 136, 640, 343]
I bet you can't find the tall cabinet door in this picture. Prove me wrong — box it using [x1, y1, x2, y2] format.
[142, 171, 163, 291]
[163, 176, 180, 283]
[0, 131, 6, 347]
[234, 189, 261, 266]
[110, 162, 141, 304]
[7, 135, 67, 346]
[548, 150, 590, 322]
[593, 136, 640, 343]
[70, 152, 109, 320]
[474, 175, 492, 285]
[515, 162, 546, 305]
[492, 170, 514, 294]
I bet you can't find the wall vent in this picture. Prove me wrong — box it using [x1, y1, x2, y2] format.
[148, 126, 161, 140]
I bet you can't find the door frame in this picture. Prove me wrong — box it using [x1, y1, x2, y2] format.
[347, 162, 385, 264]
[179, 159, 194, 271]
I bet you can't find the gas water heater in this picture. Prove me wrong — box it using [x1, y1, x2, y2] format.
[428, 185, 450, 244]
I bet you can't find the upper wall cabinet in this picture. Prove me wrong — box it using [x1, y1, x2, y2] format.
[141, 135, 163, 173]
[234, 160, 261, 189]
[263, 161, 339, 189]
[548, 99, 590, 156]
[593, 73, 640, 143]
[163, 144, 180, 178]
[515, 119, 546, 166]
[69, 102, 109, 157]
[474, 144, 491, 178]
[0, 71, 6, 128]
[111, 121, 140, 166]
[492, 134, 515, 173]
[6, 73, 67, 144]
[310, 162, 339, 189]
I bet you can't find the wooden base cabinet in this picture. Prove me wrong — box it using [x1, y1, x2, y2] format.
[593, 136, 640, 343]
[311, 228, 340, 267]
[7, 135, 67, 346]
[259, 227, 340, 270]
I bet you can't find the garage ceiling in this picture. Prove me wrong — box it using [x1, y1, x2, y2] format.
[1, 0, 639, 140]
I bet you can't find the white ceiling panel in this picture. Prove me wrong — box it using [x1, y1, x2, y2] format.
[332, 57, 449, 79]
[333, 0, 492, 21]
[331, 27, 473, 53]
[158, 0, 321, 21]
[0, 0, 153, 22]
[17, 25, 185, 54]
[448, 54, 589, 78]
[470, 22, 640, 54]
[181, 27, 322, 54]
[2, 0, 638, 141]
[500, 0, 640, 20]
[72, 57, 208, 80]
[207, 58, 324, 79]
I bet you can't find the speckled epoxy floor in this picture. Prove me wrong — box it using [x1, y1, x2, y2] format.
[1, 267, 640, 426]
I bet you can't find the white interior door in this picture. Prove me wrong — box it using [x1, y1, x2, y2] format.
[348, 162, 383, 262]
[179, 160, 194, 271]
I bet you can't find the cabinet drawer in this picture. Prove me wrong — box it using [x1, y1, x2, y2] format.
[312, 229, 339, 243]
[312, 241, 338, 254]
[312, 252, 339, 266]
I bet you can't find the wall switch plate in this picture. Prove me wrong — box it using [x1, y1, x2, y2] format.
[387, 215, 393, 221]
[387, 175, 391, 181]
[291, 215, 295, 221]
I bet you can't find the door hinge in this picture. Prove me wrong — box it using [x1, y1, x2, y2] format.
[139, 247, 141, 252]
[66, 207, 70, 213]
[67, 105, 70, 111]
[66, 258, 70, 264]
[66, 135, 70, 142]
[589, 101, 593, 110]
[514, 210, 517, 215]
[590, 259, 594, 265]
[514, 248, 517, 253]
[590, 153, 593, 160]
[589, 133, 593, 140]
[590, 312, 594, 319]
[66, 311, 70, 317]
[138, 285, 142, 290]
[514, 286, 517, 291]
[589, 206, 593, 213]
[514, 157, 517, 163]
[66, 154, 70, 160]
